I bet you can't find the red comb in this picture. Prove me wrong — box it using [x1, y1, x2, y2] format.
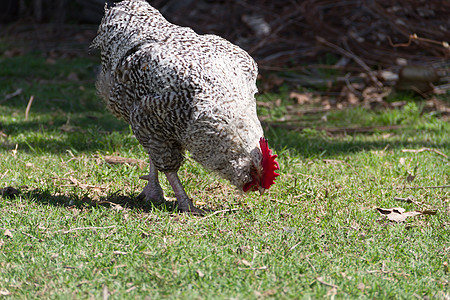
[260, 137, 280, 189]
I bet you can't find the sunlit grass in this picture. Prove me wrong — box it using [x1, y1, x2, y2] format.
[0, 53, 449, 299]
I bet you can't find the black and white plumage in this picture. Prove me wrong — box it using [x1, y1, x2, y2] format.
[91, 0, 279, 214]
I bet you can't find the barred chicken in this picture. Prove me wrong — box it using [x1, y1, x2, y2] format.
[91, 0, 279, 214]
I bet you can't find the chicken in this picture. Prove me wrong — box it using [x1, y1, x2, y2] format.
[91, 0, 279, 214]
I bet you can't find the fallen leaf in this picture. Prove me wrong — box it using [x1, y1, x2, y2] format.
[196, 270, 205, 278]
[289, 91, 314, 105]
[377, 207, 405, 215]
[419, 210, 437, 215]
[357, 282, 365, 291]
[376, 207, 435, 222]
[4, 229, 13, 238]
[0, 289, 11, 296]
[406, 174, 416, 182]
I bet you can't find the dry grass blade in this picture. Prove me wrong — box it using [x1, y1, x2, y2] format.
[25, 95, 34, 121]
[238, 266, 268, 271]
[57, 225, 116, 234]
[316, 277, 339, 289]
[405, 185, 450, 190]
[401, 148, 448, 159]
[203, 208, 242, 218]
[103, 155, 147, 168]
[394, 196, 421, 205]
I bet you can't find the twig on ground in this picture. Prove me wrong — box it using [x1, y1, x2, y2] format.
[194, 254, 212, 265]
[56, 225, 116, 234]
[388, 34, 449, 49]
[367, 269, 410, 277]
[323, 159, 355, 169]
[0, 88, 23, 104]
[0, 170, 9, 180]
[21, 231, 39, 240]
[270, 198, 295, 206]
[406, 185, 450, 189]
[316, 277, 339, 289]
[394, 196, 421, 205]
[204, 208, 242, 218]
[289, 241, 302, 251]
[401, 147, 448, 159]
[25, 95, 34, 121]
[344, 72, 362, 97]
[238, 266, 268, 271]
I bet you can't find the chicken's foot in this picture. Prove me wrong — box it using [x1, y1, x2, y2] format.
[165, 171, 207, 216]
[137, 158, 165, 205]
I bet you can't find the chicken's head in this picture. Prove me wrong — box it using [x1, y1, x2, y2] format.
[243, 137, 279, 194]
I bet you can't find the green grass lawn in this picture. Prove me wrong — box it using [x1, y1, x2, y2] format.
[1, 53, 449, 299]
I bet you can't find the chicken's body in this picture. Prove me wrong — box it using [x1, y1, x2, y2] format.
[92, 0, 278, 213]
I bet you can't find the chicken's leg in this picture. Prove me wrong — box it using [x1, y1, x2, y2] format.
[138, 157, 165, 205]
[165, 171, 205, 215]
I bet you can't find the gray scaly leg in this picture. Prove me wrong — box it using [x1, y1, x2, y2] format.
[138, 157, 165, 205]
[165, 171, 205, 215]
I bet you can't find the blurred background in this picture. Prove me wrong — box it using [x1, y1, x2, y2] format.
[0, 0, 449, 113]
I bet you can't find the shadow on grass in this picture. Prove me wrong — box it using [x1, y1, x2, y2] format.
[2, 120, 448, 158]
[1, 186, 179, 214]
[266, 126, 449, 158]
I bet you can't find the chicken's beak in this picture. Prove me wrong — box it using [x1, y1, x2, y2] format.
[258, 186, 265, 195]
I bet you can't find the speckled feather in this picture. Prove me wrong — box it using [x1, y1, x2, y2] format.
[91, 0, 264, 190]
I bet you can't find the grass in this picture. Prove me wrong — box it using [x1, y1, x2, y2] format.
[0, 52, 449, 299]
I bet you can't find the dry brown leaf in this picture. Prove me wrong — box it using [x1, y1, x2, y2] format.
[289, 91, 314, 105]
[103, 155, 147, 169]
[406, 174, 416, 182]
[376, 207, 435, 222]
[402, 147, 448, 159]
[419, 210, 437, 215]
[4, 229, 13, 238]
